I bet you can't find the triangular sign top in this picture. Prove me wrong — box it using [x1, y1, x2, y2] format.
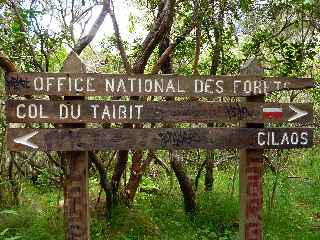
[62, 51, 86, 73]
[240, 57, 264, 75]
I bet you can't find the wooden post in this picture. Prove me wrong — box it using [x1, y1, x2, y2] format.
[239, 59, 264, 240]
[62, 52, 89, 240]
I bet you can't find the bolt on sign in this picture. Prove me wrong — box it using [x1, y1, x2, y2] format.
[4, 54, 314, 240]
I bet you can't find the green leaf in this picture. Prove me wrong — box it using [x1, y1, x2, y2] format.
[5, 236, 22, 240]
[0, 228, 9, 236]
[10, 22, 20, 32]
[0, 210, 18, 215]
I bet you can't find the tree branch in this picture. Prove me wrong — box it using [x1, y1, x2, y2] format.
[133, 0, 175, 73]
[210, 0, 225, 75]
[150, 0, 199, 74]
[109, 0, 133, 73]
[192, 23, 201, 75]
[0, 51, 17, 72]
[73, 0, 110, 55]
[141, 151, 155, 173]
[88, 151, 113, 218]
[7, 0, 44, 71]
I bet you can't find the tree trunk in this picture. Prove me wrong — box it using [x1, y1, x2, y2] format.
[124, 151, 143, 203]
[171, 152, 196, 213]
[159, 34, 196, 214]
[205, 123, 215, 192]
[89, 151, 113, 218]
[111, 150, 128, 198]
[204, 150, 215, 191]
[9, 152, 19, 206]
[117, 1, 176, 203]
[205, 1, 225, 192]
[122, 0, 177, 202]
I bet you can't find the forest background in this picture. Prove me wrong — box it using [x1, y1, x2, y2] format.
[0, 0, 320, 239]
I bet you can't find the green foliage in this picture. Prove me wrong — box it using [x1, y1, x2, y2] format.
[239, 0, 255, 12]
[0, 210, 21, 240]
[128, 14, 138, 34]
[1, 147, 320, 239]
[33, 169, 58, 191]
[0, 2, 67, 71]
[0, 185, 64, 240]
[310, 74, 320, 105]
[134, 0, 161, 11]
[173, 37, 196, 74]
[263, 148, 320, 239]
[242, 28, 317, 76]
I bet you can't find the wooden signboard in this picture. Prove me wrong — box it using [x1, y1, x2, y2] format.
[5, 100, 313, 123]
[5, 72, 314, 97]
[7, 127, 313, 151]
[4, 53, 314, 240]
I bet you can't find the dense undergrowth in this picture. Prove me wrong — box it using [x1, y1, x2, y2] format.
[1, 147, 320, 240]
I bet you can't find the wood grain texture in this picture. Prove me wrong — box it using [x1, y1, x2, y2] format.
[6, 127, 313, 151]
[61, 52, 89, 240]
[63, 151, 89, 240]
[5, 72, 314, 97]
[5, 100, 313, 124]
[239, 59, 264, 240]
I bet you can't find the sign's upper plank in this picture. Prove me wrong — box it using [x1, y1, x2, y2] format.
[5, 72, 314, 97]
[7, 128, 313, 151]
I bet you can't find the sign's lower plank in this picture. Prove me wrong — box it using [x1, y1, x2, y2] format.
[5, 100, 313, 123]
[6, 72, 314, 97]
[7, 128, 313, 151]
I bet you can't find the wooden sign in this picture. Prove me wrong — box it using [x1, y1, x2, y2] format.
[5, 100, 313, 123]
[7, 128, 313, 151]
[5, 72, 314, 97]
[4, 53, 315, 240]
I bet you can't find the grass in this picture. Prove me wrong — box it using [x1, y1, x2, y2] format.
[1, 148, 320, 239]
[0, 186, 64, 240]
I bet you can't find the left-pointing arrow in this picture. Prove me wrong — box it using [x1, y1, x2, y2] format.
[13, 131, 39, 149]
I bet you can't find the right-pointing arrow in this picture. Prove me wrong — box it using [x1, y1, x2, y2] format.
[288, 105, 309, 122]
[13, 131, 39, 149]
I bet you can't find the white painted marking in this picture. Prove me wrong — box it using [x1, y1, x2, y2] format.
[288, 105, 308, 122]
[13, 131, 39, 149]
[263, 107, 282, 113]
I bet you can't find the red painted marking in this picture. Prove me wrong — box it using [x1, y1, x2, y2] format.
[263, 112, 283, 119]
[245, 163, 263, 240]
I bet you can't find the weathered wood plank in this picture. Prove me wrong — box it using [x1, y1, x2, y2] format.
[5, 100, 313, 124]
[5, 72, 314, 97]
[6, 128, 313, 151]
